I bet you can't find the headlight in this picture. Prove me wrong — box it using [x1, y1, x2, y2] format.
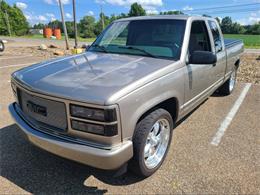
[71, 119, 117, 136]
[70, 104, 117, 122]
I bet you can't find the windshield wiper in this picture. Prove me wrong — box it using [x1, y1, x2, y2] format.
[91, 44, 108, 53]
[118, 46, 157, 58]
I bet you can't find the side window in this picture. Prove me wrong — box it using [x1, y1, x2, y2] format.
[189, 21, 211, 54]
[208, 21, 223, 52]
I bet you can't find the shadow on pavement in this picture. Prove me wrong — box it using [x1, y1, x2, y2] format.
[0, 124, 141, 194]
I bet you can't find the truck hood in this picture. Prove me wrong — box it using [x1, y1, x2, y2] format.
[13, 52, 175, 105]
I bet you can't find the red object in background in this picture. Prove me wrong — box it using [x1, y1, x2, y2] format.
[53, 28, 61, 40]
[43, 28, 52, 38]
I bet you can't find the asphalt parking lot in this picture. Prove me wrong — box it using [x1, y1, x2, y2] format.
[0, 40, 259, 194]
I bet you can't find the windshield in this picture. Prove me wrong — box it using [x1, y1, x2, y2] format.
[88, 19, 186, 60]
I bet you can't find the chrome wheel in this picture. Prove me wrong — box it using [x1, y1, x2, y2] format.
[0, 43, 3, 50]
[229, 69, 236, 92]
[143, 118, 170, 169]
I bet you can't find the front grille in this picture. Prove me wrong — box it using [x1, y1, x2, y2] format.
[17, 88, 67, 132]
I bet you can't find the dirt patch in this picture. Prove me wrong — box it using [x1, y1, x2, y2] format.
[238, 53, 260, 84]
[3, 46, 71, 60]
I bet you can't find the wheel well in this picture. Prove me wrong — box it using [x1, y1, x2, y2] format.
[235, 59, 240, 68]
[137, 97, 178, 124]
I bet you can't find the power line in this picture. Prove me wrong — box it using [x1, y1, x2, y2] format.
[198, 8, 260, 15]
[185, 2, 260, 12]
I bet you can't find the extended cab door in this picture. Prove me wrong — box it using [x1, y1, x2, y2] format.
[184, 20, 216, 110]
[207, 20, 226, 83]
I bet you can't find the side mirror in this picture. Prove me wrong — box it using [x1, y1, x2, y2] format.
[189, 51, 217, 64]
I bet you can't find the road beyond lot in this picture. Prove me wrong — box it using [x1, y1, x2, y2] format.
[0, 41, 259, 194]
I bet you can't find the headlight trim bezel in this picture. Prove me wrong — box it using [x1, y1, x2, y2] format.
[70, 104, 117, 122]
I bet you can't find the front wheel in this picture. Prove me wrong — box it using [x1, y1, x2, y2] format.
[218, 67, 237, 95]
[0, 40, 5, 52]
[130, 109, 173, 177]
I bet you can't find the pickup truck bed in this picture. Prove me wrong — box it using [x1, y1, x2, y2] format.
[224, 39, 243, 49]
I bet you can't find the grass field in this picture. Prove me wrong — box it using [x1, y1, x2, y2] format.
[224, 34, 260, 49]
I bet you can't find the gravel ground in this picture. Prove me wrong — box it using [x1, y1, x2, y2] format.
[238, 52, 260, 84]
[2, 46, 71, 60]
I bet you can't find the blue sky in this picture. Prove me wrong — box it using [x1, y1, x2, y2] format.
[6, 0, 260, 25]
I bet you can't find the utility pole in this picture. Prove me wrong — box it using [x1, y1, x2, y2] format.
[4, 10, 11, 36]
[72, 0, 78, 49]
[58, 0, 69, 50]
[100, 5, 104, 30]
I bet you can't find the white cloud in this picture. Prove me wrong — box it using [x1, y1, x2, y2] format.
[183, 5, 193, 11]
[96, 0, 163, 9]
[236, 11, 260, 25]
[249, 16, 260, 24]
[44, 0, 70, 5]
[26, 11, 49, 24]
[146, 9, 158, 15]
[46, 13, 56, 21]
[95, 0, 163, 14]
[16, 2, 28, 9]
[87, 11, 94, 16]
[25, 14, 31, 20]
[65, 13, 72, 19]
[43, 0, 53, 4]
[95, 0, 106, 4]
[46, 13, 55, 17]
[145, 6, 159, 15]
[38, 15, 48, 22]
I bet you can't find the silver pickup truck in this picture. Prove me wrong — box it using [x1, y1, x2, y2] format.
[9, 15, 243, 177]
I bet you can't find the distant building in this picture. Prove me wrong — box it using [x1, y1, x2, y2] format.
[29, 29, 43, 35]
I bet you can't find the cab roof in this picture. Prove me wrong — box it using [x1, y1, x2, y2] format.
[116, 15, 212, 22]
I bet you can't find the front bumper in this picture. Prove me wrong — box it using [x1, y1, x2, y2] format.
[9, 103, 133, 170]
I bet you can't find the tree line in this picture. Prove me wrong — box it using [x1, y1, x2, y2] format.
[0, 1, 259, 37]
[0, 1, 29, 36]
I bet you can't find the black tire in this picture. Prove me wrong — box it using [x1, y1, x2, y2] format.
[0, 40, 4, 52]
[218, 66, 237, 95]
[130, 108, 173, 177]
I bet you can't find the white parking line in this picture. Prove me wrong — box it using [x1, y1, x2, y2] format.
[211, 83, 252, 146]
[0, 62, 38, 69]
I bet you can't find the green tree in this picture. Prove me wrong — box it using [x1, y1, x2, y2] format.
[0, 1, 29, 36]
[232, 22, 246, 34]
[94, 13, 110, 36]
[47, 20, 62, 30]
[65, 21, 77, 38]
[128, 3, 146, 17]
[79, 16, 96, 38]
[247, 22, 260, 35]
[221, 16, 233, 34]
[33, 23, 45, 29]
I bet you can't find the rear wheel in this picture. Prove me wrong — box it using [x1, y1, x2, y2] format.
[0, 40, 4, 52]
[130, 109, 173, 177]
[218, 66, 237, 95]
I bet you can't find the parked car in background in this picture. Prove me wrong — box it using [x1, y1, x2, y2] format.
[0, 40, 5, 52]
[9, 15, 244, 177]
